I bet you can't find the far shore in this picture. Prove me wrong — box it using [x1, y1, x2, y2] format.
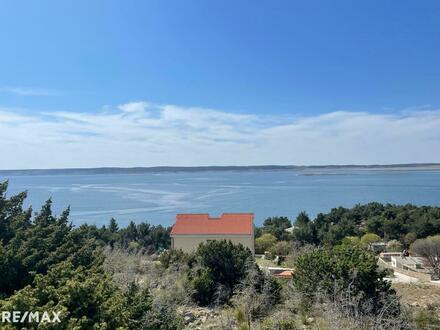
[1, 163, 440, 176]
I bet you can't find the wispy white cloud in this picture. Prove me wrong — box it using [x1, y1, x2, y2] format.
[0, 102, 439, 169]
[118, 101, 149, 114]
[0, 86, 60, 96]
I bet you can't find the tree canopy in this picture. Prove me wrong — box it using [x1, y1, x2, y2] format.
[0, 181, 180, 329]
[411, 235, 440, 277]
[255, 233, 277, 254]
[289, 202, 440, 246]
[259, 216, 292, 240]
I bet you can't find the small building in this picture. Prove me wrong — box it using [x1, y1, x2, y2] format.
[273, 270, 294, 280]
[390, 255, 427, 271]
[170, 213, 255, 254]
[267, 267, 294, 280]
[368, 242, 387, 253]
[380, 252, 402, 262]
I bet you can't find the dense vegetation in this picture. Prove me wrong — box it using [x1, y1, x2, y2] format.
[73, 217, 171, 252]
[293, 244, 396, 310]
[160, 240, 281, 306]
[0, 182, 178, 329]
[411, 235, 440, 277]
[255, 216, 292, 241]
[255, 203, 440, 248]
[1, 181, 439, 329]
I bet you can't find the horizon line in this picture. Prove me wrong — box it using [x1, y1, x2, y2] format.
[1, 163, 440, 174]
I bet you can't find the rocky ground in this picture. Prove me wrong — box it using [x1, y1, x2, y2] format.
[177, 306, 237, 329]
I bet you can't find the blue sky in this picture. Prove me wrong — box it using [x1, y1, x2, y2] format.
[1, 1, 440, 169]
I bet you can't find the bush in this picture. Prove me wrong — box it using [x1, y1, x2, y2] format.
[264, 251, 273, 260]
[189, 240, 253, 306]
[142, 305, 183, 329]
[255, 233, 277, 254]
[292, 212, 317, 245]
[261, 318, 297, 330]
[292, 245, 395, 313]
[231, 262, 282, 324]
[411, 235, 440, 277]
[159, 248, 190, 269]
[382, 267, 394, 278]
[404, 232, 417, 247]
[386, 239, 403, 252]
[0, 261, 183, 329]
[360, 233, 381, 247]
[341, 236, 361, 246]
[260, 216, 292, 240]
[190, 266, 217, 306]
[269, 241, 292, 256]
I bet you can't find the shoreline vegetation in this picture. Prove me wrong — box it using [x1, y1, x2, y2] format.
[1, 163, 440, 176]
[1, 181, 439, 329]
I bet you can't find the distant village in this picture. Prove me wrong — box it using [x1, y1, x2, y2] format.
[170, 212, 439, 284]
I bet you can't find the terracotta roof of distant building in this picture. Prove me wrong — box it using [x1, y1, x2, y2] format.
[273, 270, 293, 279]
[170, 213, 254, 235]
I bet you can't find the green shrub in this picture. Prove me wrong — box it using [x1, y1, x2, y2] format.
[264, 251, 273, 260]
[386, 239, 403, 252]
[404, 232, 417, 247]
[261, 317, 297, 329]
[190, 267, 216, 306]
[269, 241, 292, 256]
[292, 245, 395, 313]
[360, 233, 381, 247]
[255, 233, 277, 254]
[260, 216, 292, 240]
[159, 248, 190, 269]
[234, 308, 246, 323]
[411, 235, 440, 278]
[341, 236, 361, 246]
[190, 240, 253, 305]
[142, 305, 183, 330]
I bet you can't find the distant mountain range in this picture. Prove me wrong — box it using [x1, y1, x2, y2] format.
[1, 163, 440, 176]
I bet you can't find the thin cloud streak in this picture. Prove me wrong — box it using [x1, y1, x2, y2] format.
[0, 86, 61, 96]
[0, 102, 439, 169]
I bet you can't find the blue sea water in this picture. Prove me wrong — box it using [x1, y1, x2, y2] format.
[1, 169, 440, 227]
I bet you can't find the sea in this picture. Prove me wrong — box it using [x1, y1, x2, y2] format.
[1, 168, 440, 227]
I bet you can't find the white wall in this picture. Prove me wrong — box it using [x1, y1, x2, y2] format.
[171, 234, 254, 254]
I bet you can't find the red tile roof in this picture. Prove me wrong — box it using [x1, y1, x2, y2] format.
[273, 270, 293, 279]
[170, 213, 254, 235]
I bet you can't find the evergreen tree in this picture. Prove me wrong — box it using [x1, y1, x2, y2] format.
[109, 217, 119, 233]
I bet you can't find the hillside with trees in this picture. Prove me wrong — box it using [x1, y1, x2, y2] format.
[283, 203, 440, 247]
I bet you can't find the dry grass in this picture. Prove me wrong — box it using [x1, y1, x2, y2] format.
[103, 247, 194, 308]
[255, 257, 278, 268]
[393, 282, 440, 311]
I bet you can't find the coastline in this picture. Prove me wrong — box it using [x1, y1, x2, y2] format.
[1, 163, 440, 176]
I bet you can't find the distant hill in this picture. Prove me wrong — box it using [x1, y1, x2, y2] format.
[1, 163, 440, 176]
